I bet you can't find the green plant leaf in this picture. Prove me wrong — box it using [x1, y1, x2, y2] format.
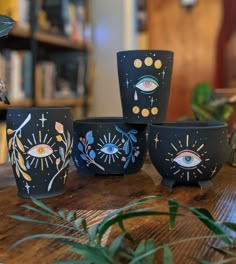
[163, 244, 173, 264]
[190, 208, 232, 246]
[210, 245, 236, 257]
[191, 104, 215, 120]
[30, 197, 56, 215]
[63, 241, 112, 264]
[98, 210, 183, 243]
[118, 219, 136, 244]
[192, 258, 210, 264]
[74, 218, 84, 229]
[191, 83, 212, 105]
[10, 234, 78, 250]
[21, 205, 53, 217]
[132, 239, 155, 264]
[0, 15, 15, 38]
[58, 210, 66, 220]
[67, 210, 77, 222]
[100, 195, 162, 224]
[109, 235, 124, 257]
[88, 223, 98, 242]
[223, 222, 236, 232]
[168, 199, 179, 229]
[9, 215, 76, 232]
[9, 215, 54, 225]
[53, 261, 90, 264]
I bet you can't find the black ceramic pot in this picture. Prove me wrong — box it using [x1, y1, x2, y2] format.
[6, 107, 73, 199]
[117, 50, 174, 124]
[72, 117, 147, 175]
[148, 121, 229, 188]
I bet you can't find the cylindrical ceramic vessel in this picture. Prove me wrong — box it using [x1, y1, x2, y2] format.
[72, 117, 147, 175]
[6, 107, 73, 198]
[148, 121, 229, 188]
[117, 50, 174, 124]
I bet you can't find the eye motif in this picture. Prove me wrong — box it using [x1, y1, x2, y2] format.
[135, 76, 159, 94]
[27, 144, 53, 158]
[173, 150, 201, 168]
[100, 143, 119, 155]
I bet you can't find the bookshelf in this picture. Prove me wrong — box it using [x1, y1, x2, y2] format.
[0, 0, 92, 119]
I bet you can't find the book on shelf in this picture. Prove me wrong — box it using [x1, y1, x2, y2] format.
[0, 49, 33, 101]
[0, 122, 8, 164]
[0, 0, 30, 28]
[39, 0, 87, 42]
[50, 51, 87, 98]
[36, 51, 88, 100]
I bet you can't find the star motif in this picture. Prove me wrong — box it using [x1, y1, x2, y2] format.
[25, 182, 31, 194]
[39, 114, 47, 127]
[162, 69, 166, 79]
[126, 78, 130, 88]
[154, 133, 159, 150]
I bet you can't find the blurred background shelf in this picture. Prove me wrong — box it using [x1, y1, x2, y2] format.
[34, 31, 88, 50]
[0, 0, 92, 120]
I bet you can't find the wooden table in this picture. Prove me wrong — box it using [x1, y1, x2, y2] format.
[0, 160, 235, 264]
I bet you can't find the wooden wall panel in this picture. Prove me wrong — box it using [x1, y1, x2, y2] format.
[147, 0, 222, 120]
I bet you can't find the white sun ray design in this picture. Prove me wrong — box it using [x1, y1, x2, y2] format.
[24, 130, 57, 170]
[166, 134, 211, 181]
[97, 133, 123, 164]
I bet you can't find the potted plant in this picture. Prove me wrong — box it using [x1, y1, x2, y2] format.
[9, 196, 236, 263]
[0, 15, 15, 104]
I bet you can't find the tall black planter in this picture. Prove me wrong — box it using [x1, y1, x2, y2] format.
[6, 107, 73, 199]
[117, 50, 174, 124]
[72, 117, 147, 175]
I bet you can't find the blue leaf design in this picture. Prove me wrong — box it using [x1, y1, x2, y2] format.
[130, 129, 138, 134]
[86, 131, 94, 144]
[89, 150, 96, 159]
[78, 143, 83, 152]
[80, 154, 87, 161]
[123, 141, 129, 154]
[115, 126, 124, 134]
[59, 147, 65, 161]
[124, 159, 129, 169]
[132, 155, 135, 163]
[67, 130, 71, 148]
[26, 161, 30, 169]
[129, 133, 137, 142]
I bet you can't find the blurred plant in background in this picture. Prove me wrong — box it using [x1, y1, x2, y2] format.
[180, 82, 235, 122]
[0, 15, 15, 104]
[180, 82, 236, 167]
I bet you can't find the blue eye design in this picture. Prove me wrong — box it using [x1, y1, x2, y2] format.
[100, 143, 119, 155]
[135, 76, 159, 94]
[173, 150, 201, 168]
[27, 144, 53, 158]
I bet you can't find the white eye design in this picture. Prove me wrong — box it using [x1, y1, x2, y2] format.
[100, 143, 119, 155]
[27, 144, 53, 158]
[173, 150, 201, 168]
[135, 76, 159, 93]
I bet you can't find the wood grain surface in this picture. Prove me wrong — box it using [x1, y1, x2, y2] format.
[147, 0, 222, 120]
[0, 161, 235, 263]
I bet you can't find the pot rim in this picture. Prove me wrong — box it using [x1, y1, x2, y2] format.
[117, 49, 174, 55]
[7, 107, 71, 111]
[149, 121, 228, 129]
[74, 117, 129, 125]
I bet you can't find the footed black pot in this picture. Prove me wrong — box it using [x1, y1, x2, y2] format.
[72, 117, 147, 175]
[148, 121, 229, 188]
[6, 107, 73, 199]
